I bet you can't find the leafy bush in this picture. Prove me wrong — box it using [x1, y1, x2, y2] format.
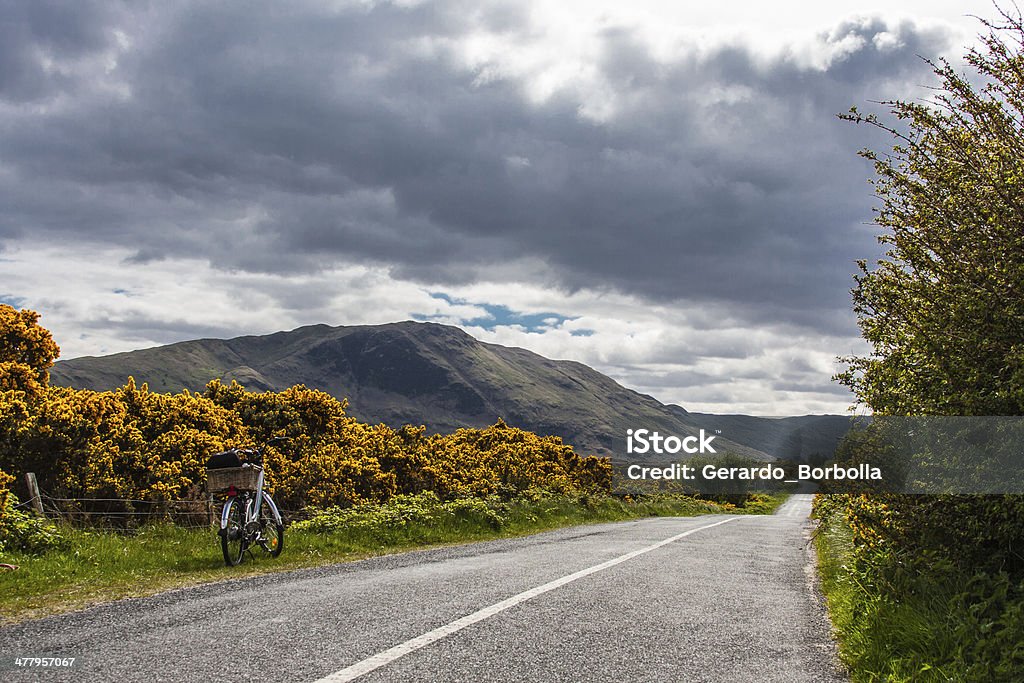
[0, 467, 65, 555]
[814, 495, 1024, 680]
[292, 491, 511, 535]
[3, 378, 613, 513]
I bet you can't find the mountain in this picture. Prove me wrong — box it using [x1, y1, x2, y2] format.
[50, 321, 852, 461]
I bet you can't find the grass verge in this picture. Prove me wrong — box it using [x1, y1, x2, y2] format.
[813, 503, 1024, 682]
[1, 491, 784, 625]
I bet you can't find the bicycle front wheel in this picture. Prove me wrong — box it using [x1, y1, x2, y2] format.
[257, 492, 284, 557]
[220, 496, 246, 566]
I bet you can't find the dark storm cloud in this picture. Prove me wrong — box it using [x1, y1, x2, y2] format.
[0, 1, 955, 332]
[0, 0, 126, 102]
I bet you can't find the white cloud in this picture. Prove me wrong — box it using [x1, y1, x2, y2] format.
[431, 281, 867, 415]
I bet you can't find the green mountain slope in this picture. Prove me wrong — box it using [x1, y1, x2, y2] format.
[50, 321, 851, 460]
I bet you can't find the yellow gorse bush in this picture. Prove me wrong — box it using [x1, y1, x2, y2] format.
[0, 305, 612, 513]
[0, 466, 15, 522]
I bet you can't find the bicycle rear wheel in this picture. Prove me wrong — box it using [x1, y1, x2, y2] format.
[257, 493, 284, 557]
[220, 496, 246, 566]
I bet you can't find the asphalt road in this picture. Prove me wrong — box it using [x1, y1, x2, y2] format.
[0, 494, 846, 682]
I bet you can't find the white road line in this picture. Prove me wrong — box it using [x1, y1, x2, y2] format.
[313, 517, 739, 683]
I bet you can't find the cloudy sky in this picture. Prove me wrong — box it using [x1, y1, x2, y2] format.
[0, 0, 998, 415]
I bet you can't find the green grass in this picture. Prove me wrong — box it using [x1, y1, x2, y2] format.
[0, 492, 785, 624]
[814, 510, 1024, 682]
[814, 519, 964, 681]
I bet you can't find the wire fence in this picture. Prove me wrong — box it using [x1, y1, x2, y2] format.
[11, 497, 37, 511]
[27, 486, 308, 531]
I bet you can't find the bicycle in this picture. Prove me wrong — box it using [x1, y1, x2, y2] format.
[205, 437, 287, 566]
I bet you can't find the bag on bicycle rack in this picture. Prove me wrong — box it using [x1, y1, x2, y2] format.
[205, 450, 242, 469]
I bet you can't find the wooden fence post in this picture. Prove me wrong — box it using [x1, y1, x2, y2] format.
[23, 472, 44, 516]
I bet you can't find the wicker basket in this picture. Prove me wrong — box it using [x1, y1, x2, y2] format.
[207, 465, 262, 493]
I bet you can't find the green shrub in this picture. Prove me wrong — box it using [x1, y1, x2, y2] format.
[815, 494, 1024, 681]
[0, 469, 65, 556]
[292, 491, 512, 535]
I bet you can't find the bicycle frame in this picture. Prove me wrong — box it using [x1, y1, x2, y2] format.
[219, 466, 283, 533]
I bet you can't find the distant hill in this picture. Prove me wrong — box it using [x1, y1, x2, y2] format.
[50, 321, 853, 461]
